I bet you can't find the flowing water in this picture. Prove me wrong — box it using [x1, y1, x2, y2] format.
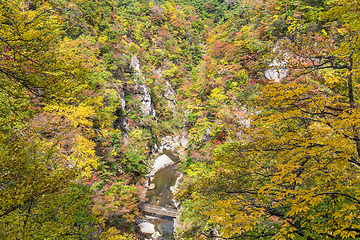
[142, 150, 181, 239]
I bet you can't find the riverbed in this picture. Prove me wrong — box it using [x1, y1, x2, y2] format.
[140, 150, 181, 239]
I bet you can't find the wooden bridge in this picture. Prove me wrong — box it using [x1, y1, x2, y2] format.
[139, 204, 178, 218]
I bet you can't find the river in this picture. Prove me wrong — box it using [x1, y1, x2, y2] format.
[140, 150, 181, 239]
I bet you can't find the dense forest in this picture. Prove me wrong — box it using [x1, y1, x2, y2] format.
[1, 0, 360, 239]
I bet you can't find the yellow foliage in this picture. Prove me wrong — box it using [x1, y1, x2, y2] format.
[180, 4, 360, 238]
[44, 103, 95, 127]
[100, 227, 136, 240]
[67, 135, 98, 177]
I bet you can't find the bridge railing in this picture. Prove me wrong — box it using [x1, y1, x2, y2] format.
[139, 204, 178, 217]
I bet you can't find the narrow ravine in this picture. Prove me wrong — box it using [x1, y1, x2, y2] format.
[140, 150, 181, 239]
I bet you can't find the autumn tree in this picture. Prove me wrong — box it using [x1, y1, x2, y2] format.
[178, 0, 360, 239]
[0, 0, 100, 238]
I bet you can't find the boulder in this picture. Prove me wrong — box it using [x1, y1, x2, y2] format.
[151, 231, 161, 239]
[139, 221, 155, 234]
[150, 154, 174, 176]
[148, 183, 156, 190]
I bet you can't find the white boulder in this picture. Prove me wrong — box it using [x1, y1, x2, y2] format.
[139, 221, 155, 234]
[151, 231, 161, 239]
[150, 154, 174, 176]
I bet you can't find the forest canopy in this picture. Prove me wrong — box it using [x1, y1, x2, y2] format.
[1, 0, 360, 239]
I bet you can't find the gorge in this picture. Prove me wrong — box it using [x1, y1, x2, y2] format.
[1, 0, 360, 240]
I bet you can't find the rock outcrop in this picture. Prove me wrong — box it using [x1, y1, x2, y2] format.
[160, 131, 188, 152]
[264, 58, 288, 82]
[131, 55, 156, 117]
[265, 46, 288, 82]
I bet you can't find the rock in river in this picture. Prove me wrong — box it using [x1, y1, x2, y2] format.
[139, 221, 155, 234]
[148, 183, 156, 190]
[150, 154, 174, 176]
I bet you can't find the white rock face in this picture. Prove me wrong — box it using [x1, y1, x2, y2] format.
[130, 55, 156, 117]
[180, 136, 188, 148]
[139, 221, 155, 234]
[265, 46, 289, 82]
[150, 154, 174, 176]
[170, 173, 183, 195]
[264, 58, 288, 82]
[131, 55, 141, 73]
[160, 133, 188, 152]
[171, 173, 183, 208]
[139, 84, 156, 116]
[119, 90, 126, 109]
